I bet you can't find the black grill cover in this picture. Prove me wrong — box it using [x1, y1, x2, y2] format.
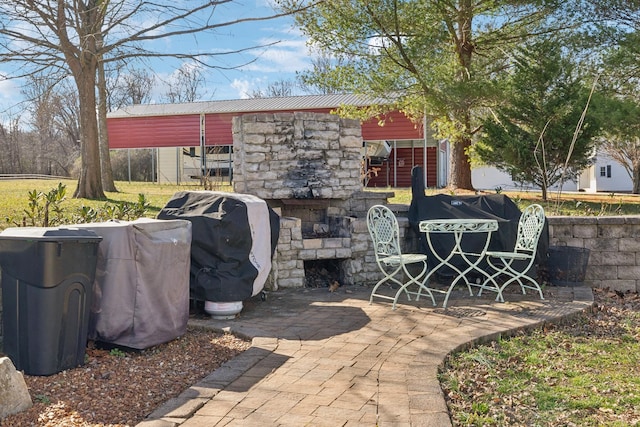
[158, 191, 280, 302]
[407, 167, 548, 277]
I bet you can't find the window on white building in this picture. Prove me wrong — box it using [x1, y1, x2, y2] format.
[600, 165, 612, 178]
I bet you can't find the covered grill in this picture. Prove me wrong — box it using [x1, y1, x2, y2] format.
[158, 191, 279, 306]
[408, 167, 549, 277]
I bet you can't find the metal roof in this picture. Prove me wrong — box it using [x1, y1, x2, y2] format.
[107, 93, 395, 118]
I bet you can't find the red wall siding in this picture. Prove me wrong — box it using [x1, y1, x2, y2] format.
[367, 147, 437, 188]
[204, 113, 235, 145]
[107, 115, 201, 149]
[362, 111, 424, 140]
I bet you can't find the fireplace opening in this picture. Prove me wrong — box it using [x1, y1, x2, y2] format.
[268, 198, 351, 238]
[304, 259, 346, 288]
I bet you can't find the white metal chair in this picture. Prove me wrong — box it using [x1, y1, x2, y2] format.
[479, 204, 546, 302]
[367, 205, 436, 309]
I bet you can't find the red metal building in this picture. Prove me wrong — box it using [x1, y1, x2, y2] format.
[106, 94, 441, 187]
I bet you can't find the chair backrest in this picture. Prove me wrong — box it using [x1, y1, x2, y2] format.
[514, 204, 546, 254]
[367, 205, 402, 258]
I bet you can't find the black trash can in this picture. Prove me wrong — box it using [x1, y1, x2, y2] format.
[547, 245, 590, 286]
[0, 227, 102, 375]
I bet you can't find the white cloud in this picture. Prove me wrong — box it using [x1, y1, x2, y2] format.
[229, 75, 277, 99]
[0, 74, 30, 126]
[230, 78, 253, 99]
[0, 74, 22, 105]
[242, 38, 311, 74]
[258, 0, 278, 7]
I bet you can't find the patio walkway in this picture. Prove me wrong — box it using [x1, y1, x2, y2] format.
[138, 284, 593, 427]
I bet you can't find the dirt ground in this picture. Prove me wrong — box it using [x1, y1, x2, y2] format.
[1, 327, 250, 426]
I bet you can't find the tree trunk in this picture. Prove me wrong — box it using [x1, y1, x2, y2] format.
[633, 163, 640, 194]
[448, 134, 474, 190]
[448, 3, 475, 191]
[447, 105, 474, 190]
[97, 56, 117, 193]
[73, 68, 106, 200]
[541, 184, 548, 201]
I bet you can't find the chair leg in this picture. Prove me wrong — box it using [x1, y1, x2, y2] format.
[511, 275, 544, 300]
[392, 262, 436, 309]
[413, 280, 437, 307]
[369, 264, 404, 305]
[441, 274, 478, 308]
[476, 273, 505, 303]
[369, 277, 390, 305]
[393, 282, 435, 309]
[492, 260, 544, 301]
[407, 280, 437, 308]
[476, 258, 506, 302]
[371, 262, 428, 307]
[409, 262, 436, 306]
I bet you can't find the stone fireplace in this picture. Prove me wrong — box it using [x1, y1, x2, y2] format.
[232, 111, 398, 290]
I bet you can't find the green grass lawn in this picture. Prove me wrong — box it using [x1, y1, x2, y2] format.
[439, 290, 640, 426]
[2, 180, 640, 231]
[0, 179, 233, 230]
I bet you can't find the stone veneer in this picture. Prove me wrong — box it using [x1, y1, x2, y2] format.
[269, 194, 403, 289]
[232, 111, 363, 199]
[232, 111, 399, 289]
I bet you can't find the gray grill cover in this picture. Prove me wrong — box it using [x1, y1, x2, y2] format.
[73, 219, 192, 349]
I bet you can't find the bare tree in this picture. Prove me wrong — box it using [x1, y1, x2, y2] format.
[0, 117, 24, 174]
[600, 138, 640, 193]
[54, 82, 82, 151]
[105, 65, 158, 185]
[97, 64, 157, 191]
[22, 76, 80, 176]
[0, 1, 305, 199]
[250, 78, 297, 98]
[298, 48, 347, 95]
[109, 68, 156, 108]
[22, 77, 57, 174]
[164, 64, 208, 103]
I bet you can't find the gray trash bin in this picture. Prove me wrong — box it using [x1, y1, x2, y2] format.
[0, 227, 102, 375]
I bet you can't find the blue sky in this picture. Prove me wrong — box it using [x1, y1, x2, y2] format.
[0, 0, 312, 116]
[144, 0, 312, 102]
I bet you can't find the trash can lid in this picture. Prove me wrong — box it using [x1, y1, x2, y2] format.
[0, 227, 102, 242]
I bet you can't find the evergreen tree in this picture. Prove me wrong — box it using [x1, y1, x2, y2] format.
[475, 40, 601, 200]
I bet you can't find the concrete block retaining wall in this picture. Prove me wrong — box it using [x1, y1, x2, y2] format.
[547, 216, 640, 292]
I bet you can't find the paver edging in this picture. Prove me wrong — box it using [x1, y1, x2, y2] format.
[139, 329, 279, 425]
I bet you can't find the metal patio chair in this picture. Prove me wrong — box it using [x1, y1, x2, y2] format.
[479, 204, 546, 302]
[367, 205, 436, 309]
